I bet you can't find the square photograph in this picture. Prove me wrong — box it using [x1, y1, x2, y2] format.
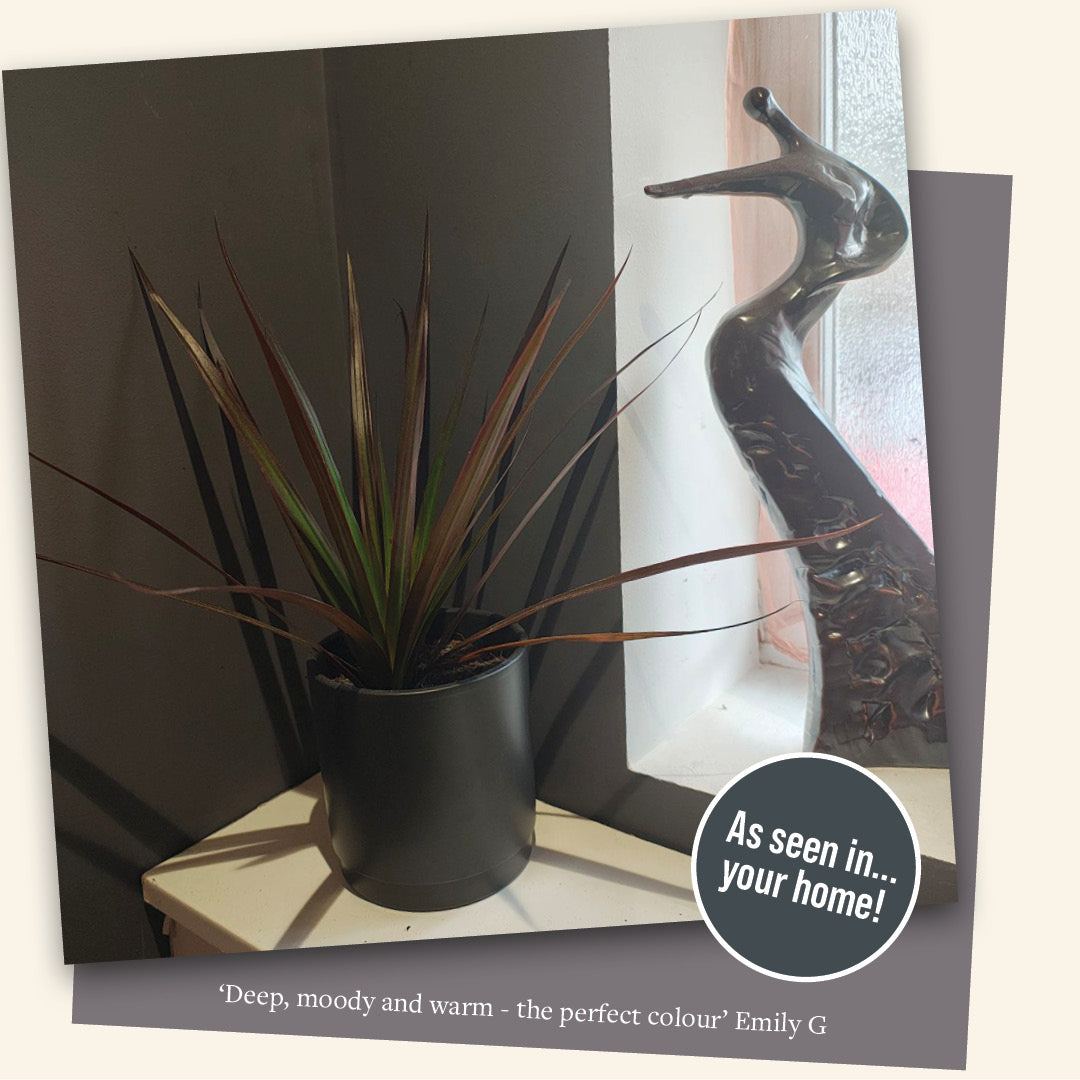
[4, 10, 955, 965]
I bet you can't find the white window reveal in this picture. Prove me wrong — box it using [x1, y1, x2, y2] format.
[609, 13, 928, 794]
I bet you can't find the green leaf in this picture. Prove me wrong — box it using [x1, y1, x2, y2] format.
[453, 302, 706, 628]
[456, 604, 795, 660]
[131, 252, 357, 618]
[346, 255, 387, 580]
[395, 290, 566, 669]
[213, 227, 385, 634]
[120, 577, 383, 657]
[454, 518, 879, 653]
[35, 554, 364, 681]
[413, 299, 488, 564]
[477, 240, 572, 605]
[30, 452, 238, 586]
[384, 219, 431, 670]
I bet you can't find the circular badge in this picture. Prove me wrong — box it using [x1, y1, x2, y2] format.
[692, 753, 920, 981]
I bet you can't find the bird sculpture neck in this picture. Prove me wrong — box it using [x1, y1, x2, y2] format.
[645, 87, 945, 768]
[646, 85, 909, 342]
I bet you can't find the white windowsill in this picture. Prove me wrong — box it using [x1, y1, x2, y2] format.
[143, 775, 699, 955]
[631, 661, 810, 795]
[630, 660, 956, 867]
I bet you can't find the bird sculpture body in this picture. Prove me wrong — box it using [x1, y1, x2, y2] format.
[646, 87, 946, 766]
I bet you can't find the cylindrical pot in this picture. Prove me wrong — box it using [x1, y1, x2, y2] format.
[307, 613, 535, 911]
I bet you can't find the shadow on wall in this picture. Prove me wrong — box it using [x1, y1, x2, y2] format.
[50, 734, 183, 959]
[133, 268, 316, 784]
[12, 31, 635, 964]
[45, 235, 622, 961]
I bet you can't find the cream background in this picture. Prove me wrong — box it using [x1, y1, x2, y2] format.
[0, 2, 1070, 1077]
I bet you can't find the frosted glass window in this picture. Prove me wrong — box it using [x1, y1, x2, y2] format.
[830, 10, 933, 548]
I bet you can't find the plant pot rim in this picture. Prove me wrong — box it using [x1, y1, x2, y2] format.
[313, 612, 528, 700]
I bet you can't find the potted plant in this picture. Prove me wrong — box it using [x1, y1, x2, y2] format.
[34, 223, 864, 911]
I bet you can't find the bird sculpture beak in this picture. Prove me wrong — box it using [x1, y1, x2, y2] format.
[645, 86, 805, 200]
[644, 159, 794, 200]
[645, 168, 763, 199]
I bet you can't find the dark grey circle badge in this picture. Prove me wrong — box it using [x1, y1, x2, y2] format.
[692, 753, 920, 981]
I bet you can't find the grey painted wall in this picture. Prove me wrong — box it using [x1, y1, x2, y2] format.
[7, 50, 345, 963]
[7, 31, 711, 965]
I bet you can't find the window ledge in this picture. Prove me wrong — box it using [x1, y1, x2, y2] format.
[630, 661, 956, 867]
[143, 776, 699, 955]
[631, 662, 809, 794]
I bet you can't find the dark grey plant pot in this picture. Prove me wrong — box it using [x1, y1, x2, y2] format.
[307, 613, 535, 911]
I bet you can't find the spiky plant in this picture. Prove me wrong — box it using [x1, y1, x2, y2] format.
[34, 224, 866, 691]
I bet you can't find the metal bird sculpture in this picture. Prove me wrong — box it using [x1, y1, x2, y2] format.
[646, 86, 946, 767]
